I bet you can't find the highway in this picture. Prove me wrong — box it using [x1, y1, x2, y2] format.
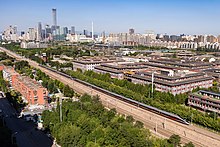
[1, 47, 220, 147]
[0, 93, 53, 147]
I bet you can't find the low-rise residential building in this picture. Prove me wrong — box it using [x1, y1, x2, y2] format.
[0, 66, 48, 105]
[188, 90, 220, 114]
[12, 76, 48, 105]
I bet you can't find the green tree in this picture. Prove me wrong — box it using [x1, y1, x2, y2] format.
[184, 142, 194, 147]
[126, 115, 134, 123]
[168, 134, 181, 147]
[134, 121, 144, 128]
[14, 60, 29, 70]
[63, 85, 74, 98]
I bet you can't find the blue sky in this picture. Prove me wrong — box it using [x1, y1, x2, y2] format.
[0, 0, 220, 35]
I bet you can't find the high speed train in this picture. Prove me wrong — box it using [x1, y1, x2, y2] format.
[39, 64, 189, 125]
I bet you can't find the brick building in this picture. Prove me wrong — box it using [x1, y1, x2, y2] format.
[11, 76, 48, 105]
[0, 66, 48, 105]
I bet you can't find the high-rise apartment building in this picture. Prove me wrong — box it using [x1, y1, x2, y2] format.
[61, 27, 68, 35]
[2, 25, 18, 41]
[28, 28, 36, 41]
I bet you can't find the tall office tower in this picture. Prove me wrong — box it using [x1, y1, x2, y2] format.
[61, 27, 68, 35]
[71, 26, 75, 34]
[129, 28, 135, 35]
[37, 22, 42, 41]
[52, 8, 57, 37]
[52, 8, 57, 27]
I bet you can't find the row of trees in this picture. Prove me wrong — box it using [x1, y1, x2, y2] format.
[65, 70, 220, 132]
[42, 94, 193, 147]
[35, 69, 74, 98]
[2, 43, 94, 61]
[49, 61, 73, 70]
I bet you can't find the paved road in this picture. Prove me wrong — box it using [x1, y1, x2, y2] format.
[1, 47, 220, 147]
[0, 96, 53, 147]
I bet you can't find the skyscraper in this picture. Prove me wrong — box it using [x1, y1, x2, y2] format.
[52, 8, 57, 37]
[37, 22, 42, 41]
[52, 8, 57, 27]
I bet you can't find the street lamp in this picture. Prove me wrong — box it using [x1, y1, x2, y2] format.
[11, 132, 18, 144]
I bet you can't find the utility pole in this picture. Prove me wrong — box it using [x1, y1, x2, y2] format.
[60, 97, 62, 122]
[151, 71, 154, 98]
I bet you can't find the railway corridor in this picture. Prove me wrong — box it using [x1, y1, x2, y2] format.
[1, 47, 220, 147]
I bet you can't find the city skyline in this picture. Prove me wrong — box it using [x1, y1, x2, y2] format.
[0, 0, 220, 35]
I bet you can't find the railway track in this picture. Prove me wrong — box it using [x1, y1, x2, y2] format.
[1, 47, 220, 147]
